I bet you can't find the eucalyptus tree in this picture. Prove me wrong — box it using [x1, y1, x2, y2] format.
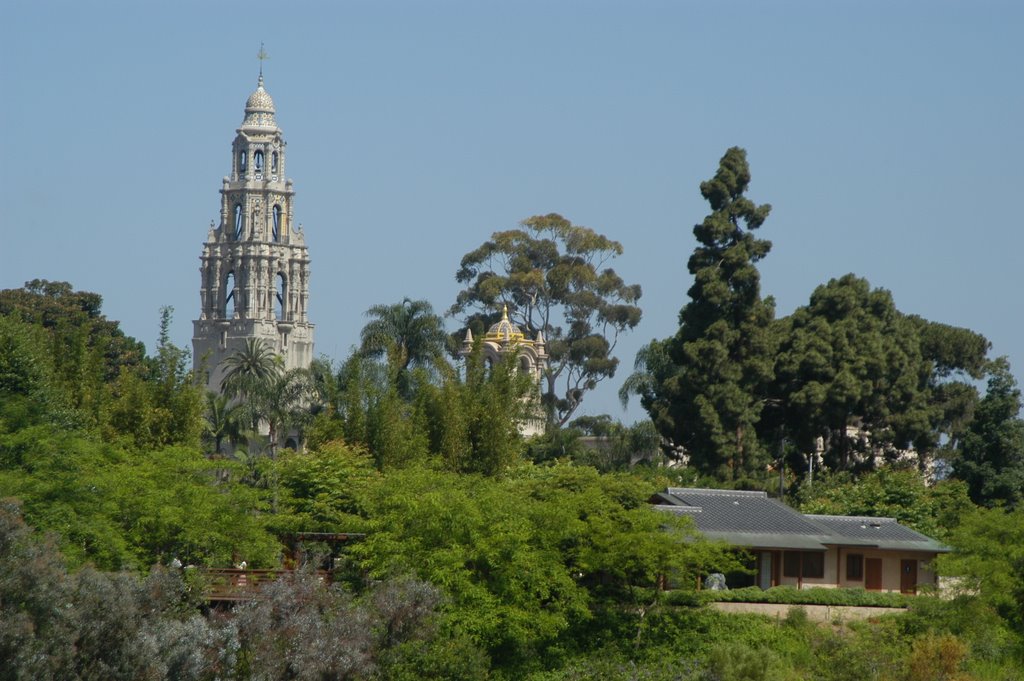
[450, 213, 642, 427]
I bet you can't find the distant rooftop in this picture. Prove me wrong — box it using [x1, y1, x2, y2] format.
[653, 488, 949, 553]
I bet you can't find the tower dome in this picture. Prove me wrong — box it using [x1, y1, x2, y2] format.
[458, 304, 549, 438]
[484, 305, 526, 344]
[242, 75, 277, 128]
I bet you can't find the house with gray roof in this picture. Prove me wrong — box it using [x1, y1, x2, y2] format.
[652, 488, 950, 593]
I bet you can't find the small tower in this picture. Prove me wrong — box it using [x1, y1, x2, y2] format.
[192, 74, 314, 392]
[460, 305, 548, 436]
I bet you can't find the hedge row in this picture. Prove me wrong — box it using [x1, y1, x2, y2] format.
[664, 586, 915, 608]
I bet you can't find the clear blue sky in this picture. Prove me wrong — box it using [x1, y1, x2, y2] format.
[2, 1, 1022, 423]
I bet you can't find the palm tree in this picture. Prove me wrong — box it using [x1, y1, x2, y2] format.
[308, 357, 340, 415]
[259, 368, 314, 460]
[359, 298, 449, 396]
[221, 338, 282, 403]
[203, 391, 241, 456]
[221, 338, 280, 435]
[221, 339, 313, 457]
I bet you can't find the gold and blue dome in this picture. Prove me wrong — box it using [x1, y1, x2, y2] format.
[484, 305, 526, 343]
[243, 75, 277, 128]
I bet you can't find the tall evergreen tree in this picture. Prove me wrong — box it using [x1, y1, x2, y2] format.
[771, 275, 924, 471]
[954, 357, 1024, 509]
[771, 276, 990, 473]
[631, 148, 775, 480]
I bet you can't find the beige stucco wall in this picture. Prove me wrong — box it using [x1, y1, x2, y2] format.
[764, 548, 938, 593]
[711, 602, 907, 623]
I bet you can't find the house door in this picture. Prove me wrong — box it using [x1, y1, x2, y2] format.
[865, 558, 883, 591]
[900, 560, 918, 594]
[758, 552, 773, 590]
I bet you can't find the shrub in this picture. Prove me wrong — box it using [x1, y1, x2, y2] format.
[665, 586, 914, 608]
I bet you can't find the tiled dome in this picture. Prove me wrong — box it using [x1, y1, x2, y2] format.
[243, 75, 277, 128]
[484, 305, 525, 342]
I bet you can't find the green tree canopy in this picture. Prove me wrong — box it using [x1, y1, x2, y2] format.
[418, 347, 534, 476]
[0, 280, 148, 427]
[0, 425, 279, 570]
[351, 463, 724, 670]
[938, 505, 1024, 633]
[771, 275, 926, 470]
[0, 315, 70, 430]
[771, 275, 990, 474]
[953, 357, 1024, 509]
[797, 467, 974, 540]
[359, 298, 450, 397]
[626, 147, 775, 481]
[0, 280, 146, 382]
[450, 213, 642, 427]
[105, 307, 204, 450]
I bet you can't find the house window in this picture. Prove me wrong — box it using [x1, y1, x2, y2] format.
[802, 552, 824, 579]
[271, 151, 278, 173]
[847, 554, 864, 581]
[783, 551, 801, 578]
[272, 204, 281, 241]
[254, 150, 264, 172]
[239, 150, 247, 173]
[783, 551, 824, 579]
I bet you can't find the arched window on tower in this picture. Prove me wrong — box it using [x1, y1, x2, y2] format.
[254, 150, 264, 172]
[271, 151, 278, 173]
[519, 356, 532, 375]
[276, 273, 288, 321]
[272, 204, 281, 241]
[224, 271, 236, 318]
[239, 150, 247, 174]
[233, 204, 243, 240]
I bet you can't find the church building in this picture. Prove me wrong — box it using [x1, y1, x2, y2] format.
[192, 73, 314, 391]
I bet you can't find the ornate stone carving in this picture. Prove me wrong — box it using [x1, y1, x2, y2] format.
[193, 74, 315, 395]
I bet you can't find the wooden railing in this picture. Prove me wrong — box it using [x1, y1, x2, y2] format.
[200, 568, 327, 602]
[199, 532, 365, 602]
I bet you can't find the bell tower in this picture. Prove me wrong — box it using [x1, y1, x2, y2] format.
[459, 305, 548, 437]
[192, 72, 314, 392]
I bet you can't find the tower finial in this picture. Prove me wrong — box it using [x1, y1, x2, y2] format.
[501, 303, 509, 320]
[257, 42, 269, 81]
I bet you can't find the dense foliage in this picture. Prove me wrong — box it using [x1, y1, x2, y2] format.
[0, 500, 445, 681]
[623, 149, 1014, 504]
[5, 137, 1024, 678]
[684, 585, 914, 607]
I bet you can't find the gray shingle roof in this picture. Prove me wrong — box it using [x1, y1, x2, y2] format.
[806, 515, 950, 552]
[654, 488, 948, 553]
